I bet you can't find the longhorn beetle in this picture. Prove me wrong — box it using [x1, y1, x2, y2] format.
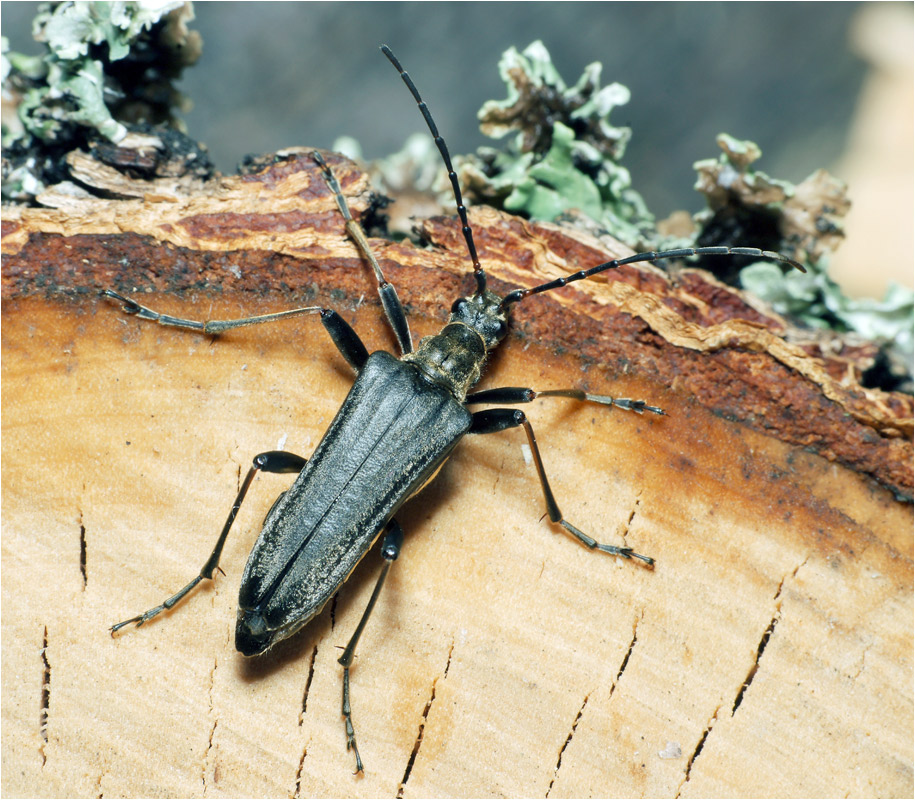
[105, 44, 805, 773]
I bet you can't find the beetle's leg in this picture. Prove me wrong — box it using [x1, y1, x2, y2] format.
[111, 450, 307, 633]
[469, 409, 654, 565]
[312, 150, 413, 357]
[338, 519, 405, 774]
[102, 291, 369, 373]
[465, 386, 664, 416]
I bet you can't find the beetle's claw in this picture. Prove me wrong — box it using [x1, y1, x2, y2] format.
[110, 616, 140, 634]
[347, 737, 364, 775]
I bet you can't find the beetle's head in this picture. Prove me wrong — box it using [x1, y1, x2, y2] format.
[449, 290, 509, 351]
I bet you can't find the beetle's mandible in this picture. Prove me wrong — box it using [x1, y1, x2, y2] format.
[105, 44, 806, 773]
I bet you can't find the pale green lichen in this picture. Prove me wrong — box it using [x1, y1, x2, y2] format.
[2, 1, 201, 200]
[742, 261, 913, 340]
[38, 0, 184, 62]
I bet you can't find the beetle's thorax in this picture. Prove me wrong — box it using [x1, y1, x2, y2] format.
[403, 289, 508, 401]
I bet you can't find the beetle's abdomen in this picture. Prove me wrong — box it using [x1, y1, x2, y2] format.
[236, 351, 471, 655]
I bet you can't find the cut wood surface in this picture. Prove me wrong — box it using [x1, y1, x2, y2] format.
[2, 152, 912, 798]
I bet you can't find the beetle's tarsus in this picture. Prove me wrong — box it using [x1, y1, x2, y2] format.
[610, 397, 666, 416]
[559, 520, 656, 566]
[348, 734, 364, 775]
[110, 573, 207, 636]
[102, 289, 161, 320]
[342, 666, 364, 774]
[111, 607, 159, 633]
[599, 545, 654, 567]
[618, 548, 652, 566]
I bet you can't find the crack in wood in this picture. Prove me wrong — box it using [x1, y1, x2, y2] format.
[291, 644, 316, 795]
[545, 615, 640, 797]
[299, 645, 319, 724]
[40, 626, 50, 766]
[201, 656, 218, 790]
[616, 615, 641, 683]
[78, 510, 87, 588]
[396, 646, 453, 798]
[396, 680, 437, 798]
[677, 706, 721, 794]
[732, 558, 806, 716]
[675, 559, 808, 794]
[621, 494, 642, 549]
[732, 612, 780, 716]
[626, 497, 639, 530]
[293, 744, 308, 798]
[775, 557, 808, 600]
[546, 694, 590, 798]
[443, 640, 454, 678]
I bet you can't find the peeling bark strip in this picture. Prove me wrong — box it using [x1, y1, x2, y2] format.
[2, 152, 910, 498]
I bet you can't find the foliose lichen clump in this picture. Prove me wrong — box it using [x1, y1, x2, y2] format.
[2, 0, 204, 202]
[459, 40, 656, 248]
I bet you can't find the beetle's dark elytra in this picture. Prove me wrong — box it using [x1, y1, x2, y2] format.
[236, 352, 471, 656]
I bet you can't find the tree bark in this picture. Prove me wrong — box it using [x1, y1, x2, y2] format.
[2, 151, 911, 797]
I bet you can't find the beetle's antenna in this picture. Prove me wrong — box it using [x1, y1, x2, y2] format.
[500, 246, 806, 308]
[381, 44, 487, 295]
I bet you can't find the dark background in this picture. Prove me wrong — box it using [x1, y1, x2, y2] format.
[3, 2, 869, 217]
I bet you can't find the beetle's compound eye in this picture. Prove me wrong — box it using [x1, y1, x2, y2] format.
[451, 297, 467, 315]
